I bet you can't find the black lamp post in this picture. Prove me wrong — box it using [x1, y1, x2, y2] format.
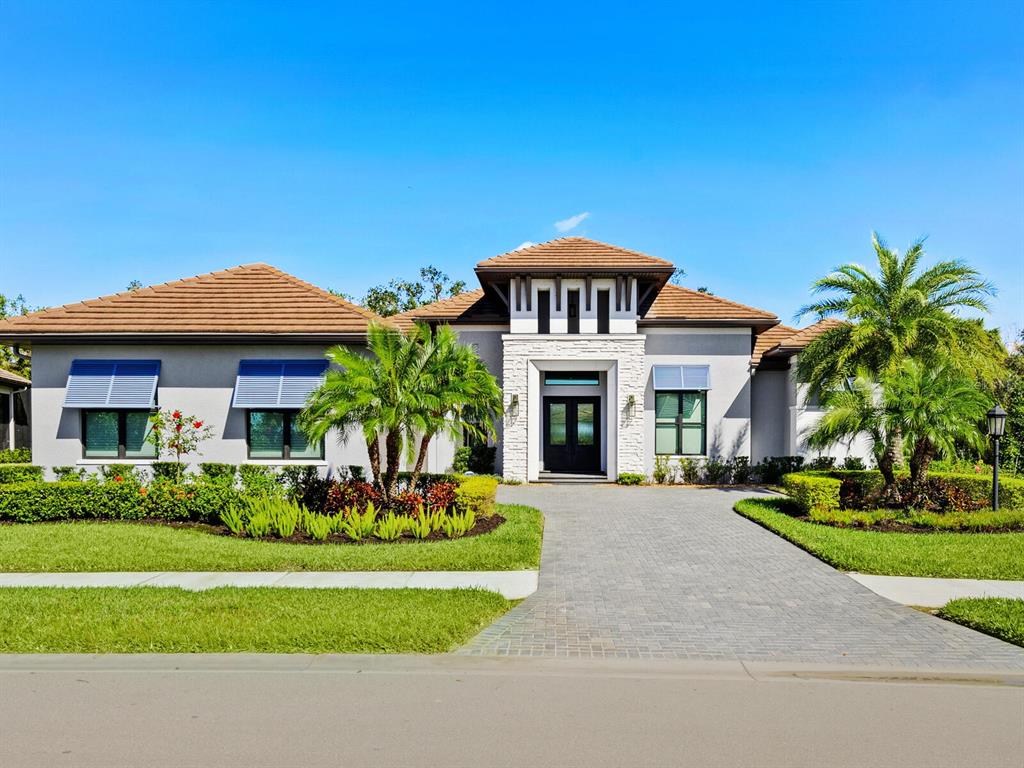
[986, 405, 1007, 511]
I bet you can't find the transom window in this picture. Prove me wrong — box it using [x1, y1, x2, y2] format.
[654, 392, 706, 455]
[544, 371, 600, 386]
[247, 410, 323, 460]
[82, 410, 157, 459]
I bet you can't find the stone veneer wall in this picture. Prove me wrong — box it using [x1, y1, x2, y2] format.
[501, 334, 647, 482]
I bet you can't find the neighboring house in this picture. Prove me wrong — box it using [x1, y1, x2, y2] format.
[0, 367, 31, 452]
[0, 237, 869, 481]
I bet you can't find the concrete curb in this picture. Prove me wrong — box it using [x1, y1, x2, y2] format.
[849, 573, 1024, 608]
[0, 570, 539, 600]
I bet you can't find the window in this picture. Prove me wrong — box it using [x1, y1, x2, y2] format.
[0, 394, 9, 450]
[537, 290, 551, 334]
[247, 410, 323, 460]
[654, 392, 706, 455]
[544, 371, 600, 386]
[597, 290, 610, 334]
[82, 410, 157, 459]
[567, 289, 580, 334]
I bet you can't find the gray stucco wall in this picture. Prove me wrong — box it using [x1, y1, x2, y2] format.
[750, 369, 789, 461]
[30, 344, 371, 476]
[641, 329, 753, 474]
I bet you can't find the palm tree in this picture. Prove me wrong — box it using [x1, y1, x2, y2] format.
[807, 370, 895, 487]
[884, 358, 990, 495]
[298, 322, 430, 502]
[406, 323, 503, 488]
[797, 233, 1002, 468]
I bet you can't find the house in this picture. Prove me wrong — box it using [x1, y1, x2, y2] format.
[0, 367, 31, 453]
[0, 237, 867, 481]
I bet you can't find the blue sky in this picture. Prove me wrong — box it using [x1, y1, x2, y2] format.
[2, 1, 1022, 339]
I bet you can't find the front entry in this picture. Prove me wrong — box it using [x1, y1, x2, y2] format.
[543, 396, 601, 474]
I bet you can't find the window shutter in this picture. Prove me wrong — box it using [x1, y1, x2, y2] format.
[233, 360, 328, 409]
[64, 360, 160, 408]
[652, 365, 710, 391]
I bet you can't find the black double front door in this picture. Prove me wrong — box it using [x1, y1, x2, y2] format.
[543, 396, 601, 473]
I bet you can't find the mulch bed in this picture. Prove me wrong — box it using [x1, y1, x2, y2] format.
[95, 513, 508, 545]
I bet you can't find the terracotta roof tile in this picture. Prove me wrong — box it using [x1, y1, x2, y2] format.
[642, 284, 777, 324]
[476, 237, 675, 271]
[0, 368, 30, 387]
[751, 324, 797, 367]
[0, 264, 380, 338]
[391, 289, 490, 331]
[775, 318, 846, 350]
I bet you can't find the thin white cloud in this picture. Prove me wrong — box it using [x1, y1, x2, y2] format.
[514, 241, 536, 250]
[554, 211, 590, 233]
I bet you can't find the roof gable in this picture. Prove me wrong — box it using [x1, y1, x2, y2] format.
[476, 237, 675, 272]
[0, 264, 381, 339]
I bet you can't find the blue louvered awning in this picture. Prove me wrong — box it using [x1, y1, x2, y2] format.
[652, 364, 711, 391]
[63, 360, 161, 408]
[232, 360, 328, 409]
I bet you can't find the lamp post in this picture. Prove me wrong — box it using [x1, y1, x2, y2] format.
[986, 405, 1007, 511]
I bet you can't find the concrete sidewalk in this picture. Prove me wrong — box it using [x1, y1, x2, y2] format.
[850, 573, 1024, 608]
[0, 570, 539, 599]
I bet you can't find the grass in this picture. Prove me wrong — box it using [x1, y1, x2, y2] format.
[938, 598, 1024, 648]
[0, 504, 543, 572]
[734, 497, 1024, 580]
[0, 587, 512, 653]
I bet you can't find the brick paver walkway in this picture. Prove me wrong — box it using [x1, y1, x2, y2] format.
[460, 485, 1024, 668]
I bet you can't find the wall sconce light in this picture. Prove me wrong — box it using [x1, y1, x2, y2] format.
[508, 394, 519, 418]
[626, 394, 637, 418]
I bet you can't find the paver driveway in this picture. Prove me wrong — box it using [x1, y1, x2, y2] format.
[460, 485, 1024, 668]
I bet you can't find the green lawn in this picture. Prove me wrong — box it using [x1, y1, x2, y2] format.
[938, 598, 1024, 648]
[735, 497, 1024, 580]
[0, 587, 512, 653]
[0, 504, 543, 572]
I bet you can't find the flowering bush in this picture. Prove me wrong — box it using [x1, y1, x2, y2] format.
[147, 409, 213, 468]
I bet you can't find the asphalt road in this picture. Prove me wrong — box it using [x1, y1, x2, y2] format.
[2, 655, 1022, 768]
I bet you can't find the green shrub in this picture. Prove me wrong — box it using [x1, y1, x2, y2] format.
[220, 506, 246, 535]
[246, 510, 272, 538]
[0, 448, 30, 463]
[452, 444, 496, 475]
[842, 457, 866, 471]
[348, 465, 366, 481]
[152, 462, 189, 483]
[652, 456, 675, 484]
[807, 456, 836, 471]
[929, 471, 1024, 511]
[238, 465, 282, 496]
[303, 512, 333, 541]
[782, 472, 841, 515]
[201, 463, 238, 484]
[807, 505, 1024, 532]
[0, 464, 43, 484]
[704, 458, 732, 484]
[454, 475, 498, 518]
[443, 508, 476, 538]
[616, 472, 645, 485]
[732, 457, 753, 484]
[0, 480, 144, 522]
[374, 511, 408, 541]
[755, 456, 804, 484]
[52, 466, 87, 481]
[677, 457, 701, 484]
[340, 504, 378, 541]
[99, 464, 144, 483]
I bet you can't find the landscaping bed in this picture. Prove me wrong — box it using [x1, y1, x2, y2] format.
[734, 497, 1024, 580]
[0, 587, 513, 653]
[937, 598, 1024, 649]
[0, 503, 543, 572]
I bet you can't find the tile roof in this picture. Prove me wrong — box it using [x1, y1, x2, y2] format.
[0, 264, 380, 339]
[642, 284, 778, 324]
[751, 324, 797, 367]
[0, 368, 30, 387]
[476, 237, 675, 271]
[774, 318, 846, 350]
[391, 289, 490, 331]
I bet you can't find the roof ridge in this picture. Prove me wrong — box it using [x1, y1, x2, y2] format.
[478, 236, 675, 268]
[655, 284, 777, 319]
[255, 264, 384, 323]
[3, 263, 271, 323]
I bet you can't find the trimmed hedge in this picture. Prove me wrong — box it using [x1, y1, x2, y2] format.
[0, 464, 44, 484]
[454, 475, 498, 518]
[782, 472, 841, 515]
[0, 448, 31, 464]
[0, 479, 245, 524]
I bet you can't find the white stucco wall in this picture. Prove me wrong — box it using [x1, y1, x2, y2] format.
[30, 344, 371, 476]
[787, 361, 873, 463]
[640, 328, 753, 474]
[509, 277, 638, 334]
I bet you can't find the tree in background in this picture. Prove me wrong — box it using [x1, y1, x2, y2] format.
[996, 330, 1024, 474]
[0, 293, 37, 377]
[359, 265, 467, 317]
